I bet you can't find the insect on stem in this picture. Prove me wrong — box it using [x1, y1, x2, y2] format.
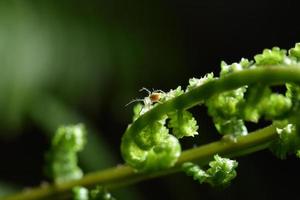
[125, 88, 165, 107]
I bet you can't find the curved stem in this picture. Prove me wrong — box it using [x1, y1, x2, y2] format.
[127, 65, 300, 139]
[4, 66, 300, 200]
[4, 125, 277, 200]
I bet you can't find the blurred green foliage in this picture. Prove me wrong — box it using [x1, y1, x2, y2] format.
[0, 1, 111, 132]
[0, 1, 183, 199]
[0, 0, 184, 134]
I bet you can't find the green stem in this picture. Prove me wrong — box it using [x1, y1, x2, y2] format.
[4, 66, 300, 200]
[4, 125, 277, 200]
[127, 65, 300, 140]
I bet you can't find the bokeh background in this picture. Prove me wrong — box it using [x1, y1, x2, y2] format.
[0, 1, 300, 199]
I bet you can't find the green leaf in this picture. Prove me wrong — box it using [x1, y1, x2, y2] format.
[242, 85, 291, 122]
[182, 155, 238, 187]
[206, 155, 238, 187]
[52, 124, 86, 151]
[242, 85, 270, 122]
[289, 43, 300, 60]
[214, 118, 247, 137]
[45, 124, 87, 183]
[206, 87, 247, 136]
[186, 73, 214, 92]
[168, 110, 199, 138]
[143, 134, 181, 171]
[286, 83, 300, 104]
[270, 123, 300, 159]
[133, 117, 169, 150]
[261, 94, 292, 120]
[121, 122, 181, 172]
[254, 47, 286, 66]
[163, 86, 184, 101]
[182, 162, 208, 183]
[206, 88, 246, 119]
[73, 186, 89, 200]
[220, 58, 252, 76]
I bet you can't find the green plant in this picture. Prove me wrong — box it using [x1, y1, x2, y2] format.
[4, 43, 300, 200]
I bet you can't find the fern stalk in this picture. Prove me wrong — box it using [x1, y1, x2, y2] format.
[4, 65, 300, 200]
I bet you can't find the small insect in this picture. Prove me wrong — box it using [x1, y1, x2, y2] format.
[148, 91, 161, 103]
[125, 87, 165, 108]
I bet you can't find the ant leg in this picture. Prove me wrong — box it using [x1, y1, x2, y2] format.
[139, 87, 151, 95]
[156, 100, 164, 104]
[125, 98, 144, 107]
[138, 106, 144, 116]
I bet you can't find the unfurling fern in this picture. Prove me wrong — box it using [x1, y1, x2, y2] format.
[121, 43, 300, 183]
[45, 124, 86, 184]
[6, 43, 300, 200]
[182, 155, 238, 187]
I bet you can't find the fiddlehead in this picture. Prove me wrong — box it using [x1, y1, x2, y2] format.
[168, 110, 199, 138]
[45, 124, 86, 183]
[182, 155, 238, 187]
[121, 42, 300, 177]
[6, 43, 300, 200]
[121, 116, 181, 171]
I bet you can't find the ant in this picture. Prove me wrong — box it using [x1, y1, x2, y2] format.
[125, 88, 165, 109]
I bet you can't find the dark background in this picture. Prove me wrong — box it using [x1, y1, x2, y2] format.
[0, 0, 300, 199]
